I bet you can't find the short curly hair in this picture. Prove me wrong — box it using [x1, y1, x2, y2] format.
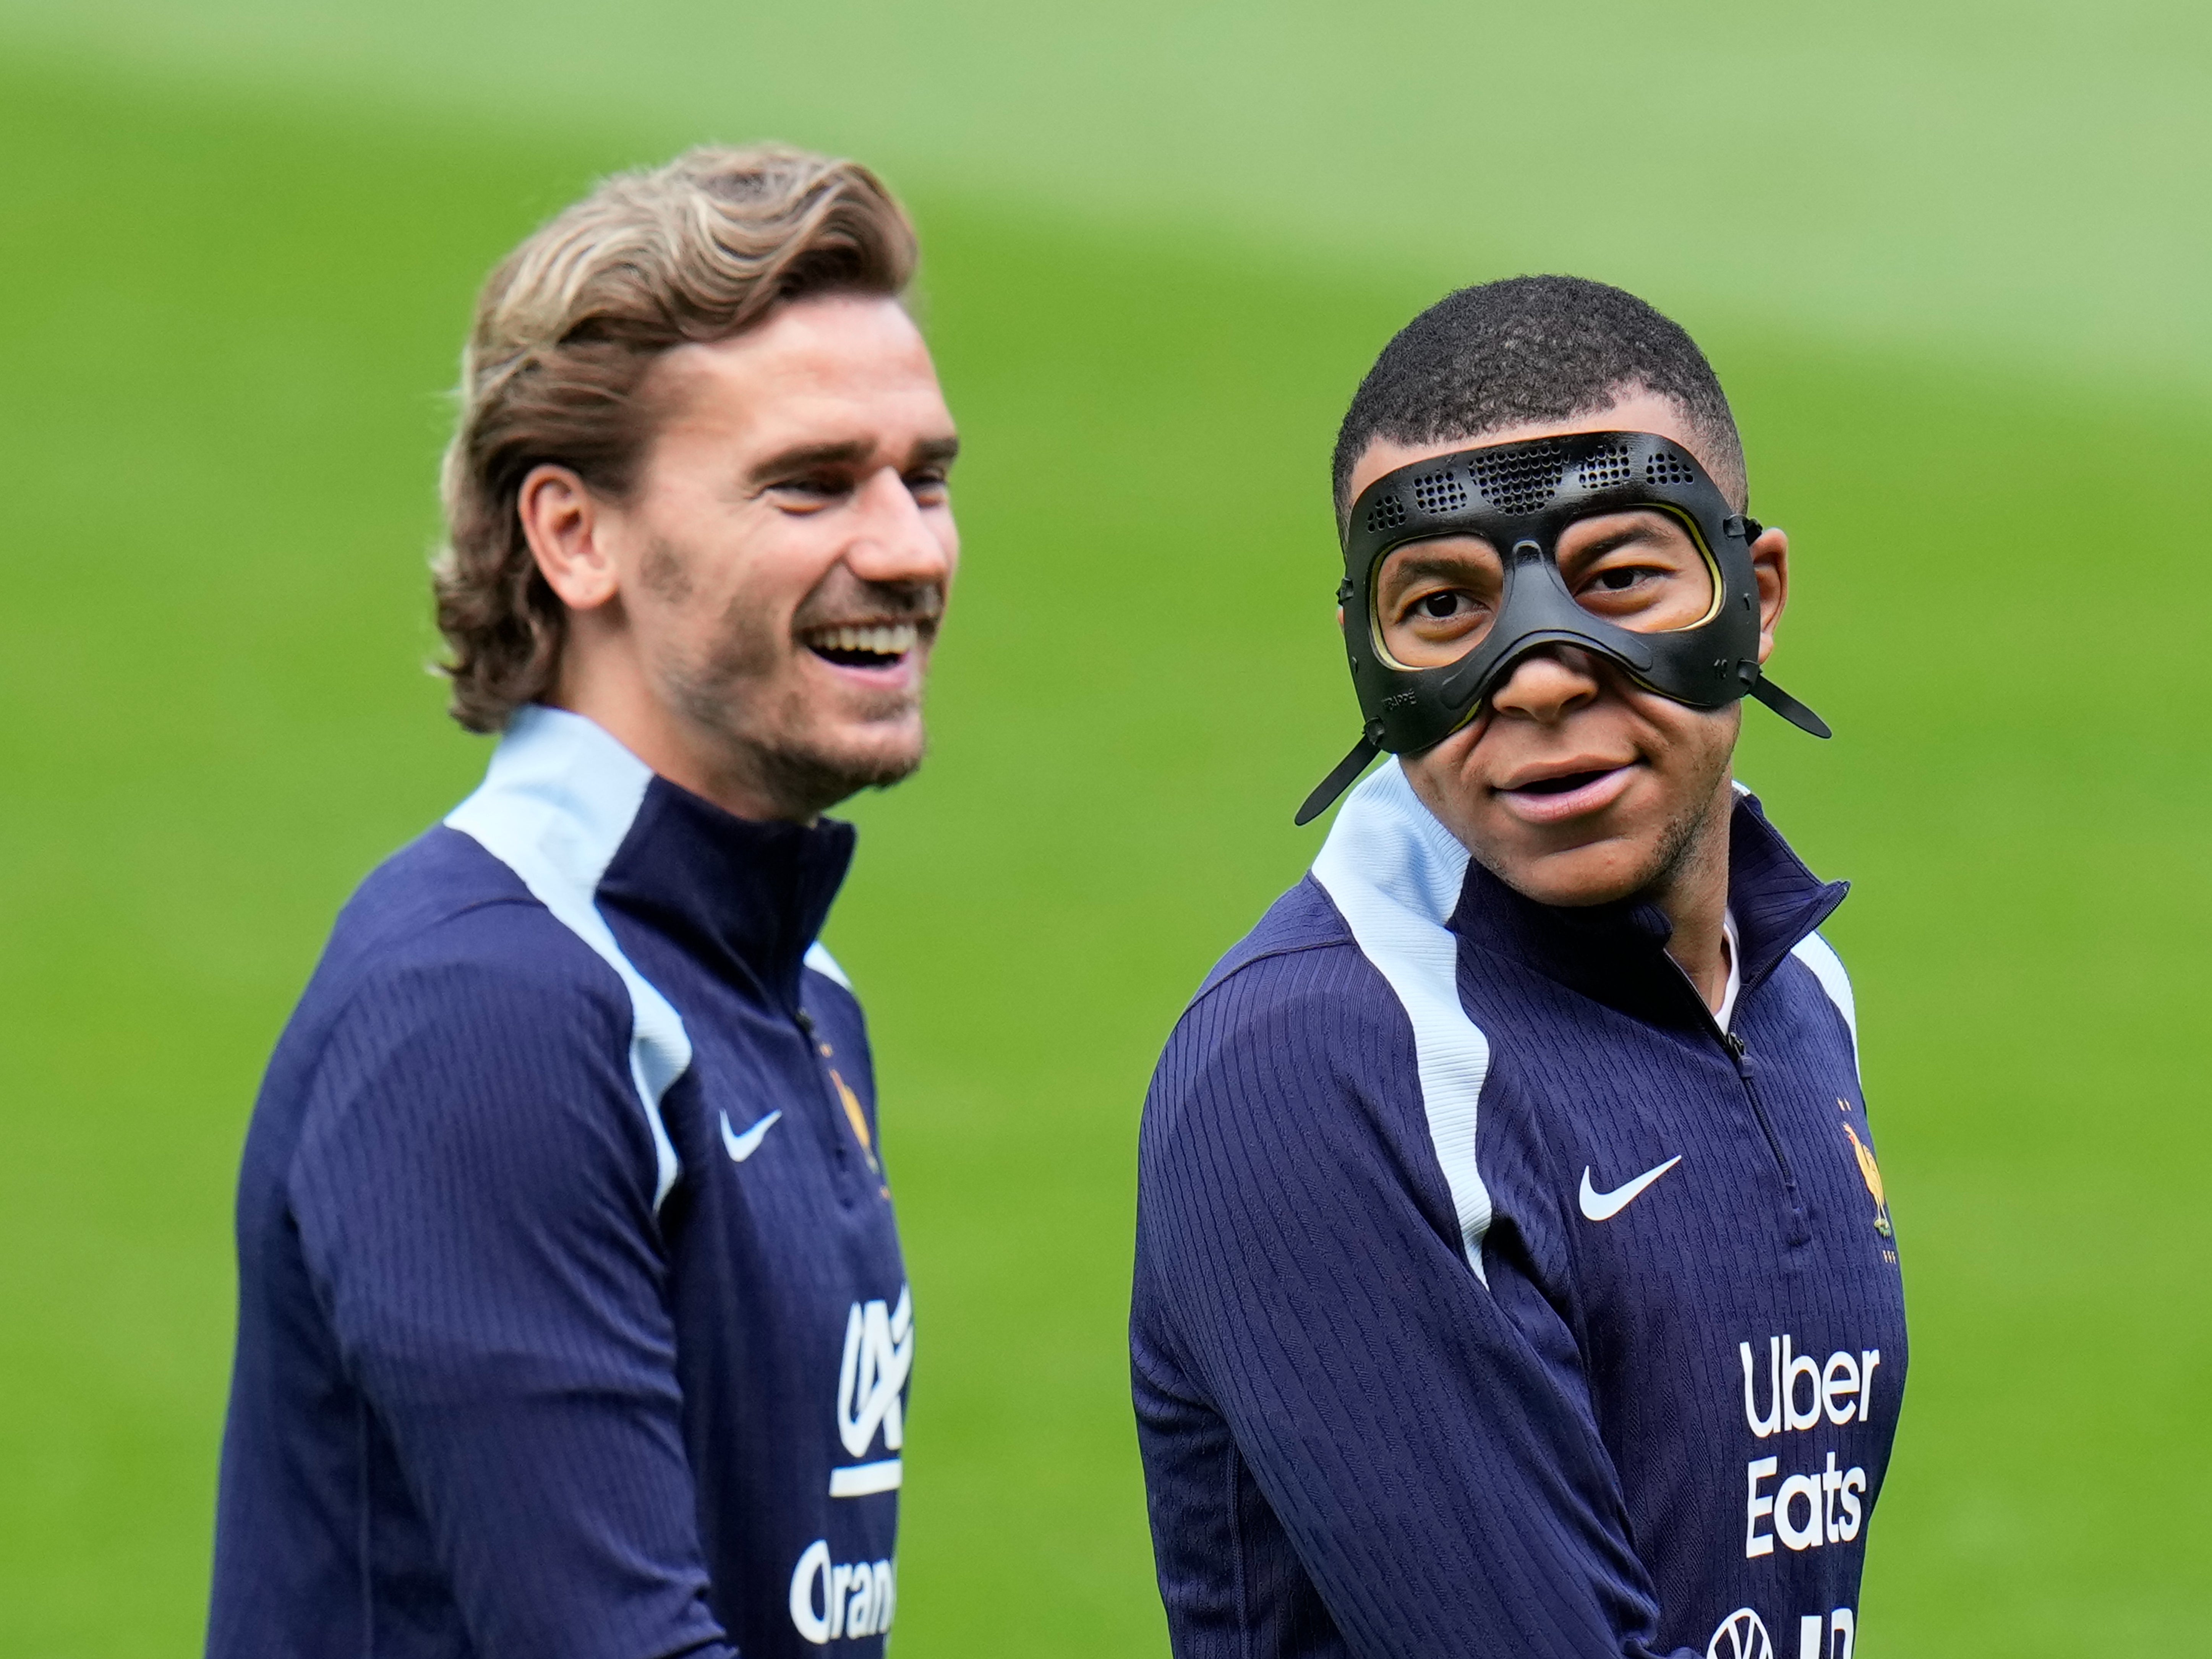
[433, 145, 917, 732]
[1332, 276, 1746, 524]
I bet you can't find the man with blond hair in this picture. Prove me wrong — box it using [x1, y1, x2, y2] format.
[209, 147, 956, 1659]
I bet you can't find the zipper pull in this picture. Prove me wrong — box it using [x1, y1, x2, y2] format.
[1723, 1031, 1749, 1062]
[794, 1008, 816, 1035]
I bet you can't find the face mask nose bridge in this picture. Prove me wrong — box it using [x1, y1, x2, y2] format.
[1444, 531, 1655, 707]
[1295, 429, 1830, 827]
[1441, 627, 1659, 711]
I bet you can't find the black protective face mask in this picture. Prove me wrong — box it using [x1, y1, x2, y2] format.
[1296, 429, 1828, 825]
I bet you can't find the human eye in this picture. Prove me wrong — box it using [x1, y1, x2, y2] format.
[904, 466, 951, 507]
[1582, 561, 1663, 598]
[1570, 547, 1713, 631]
[1393, 584, 1483, 627]
[1382, 583, 1495, 669]
[1373, 538, 1502, 667]
[768, 471, 854, 510]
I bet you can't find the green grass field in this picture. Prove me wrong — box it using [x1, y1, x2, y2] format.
[1, 11, 2207, 1655]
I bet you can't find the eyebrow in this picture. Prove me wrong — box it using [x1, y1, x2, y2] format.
[748, 434, 961, 486]
[1383, 551, 1501, 586]
[1564, 518, 1681, 560]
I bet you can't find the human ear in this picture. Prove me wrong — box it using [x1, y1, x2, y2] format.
[517, 464, 620, 612]
[1750, 525, 1789, 665]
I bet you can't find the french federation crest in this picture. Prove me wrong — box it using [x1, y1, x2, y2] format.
[1838, 1103, 1893, 1237]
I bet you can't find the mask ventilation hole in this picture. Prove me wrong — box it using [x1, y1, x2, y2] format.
[1576, 444, 1635, 490]
[1364, 494, 1407, 533]
[1470, 441, 1567, 514]
[1645, 451, 1698, 486]
[1410, 469, 1468, 514]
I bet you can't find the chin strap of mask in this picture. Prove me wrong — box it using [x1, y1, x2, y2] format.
[1295, 730, 1384, 827]
[1747, 677, 1831, 740]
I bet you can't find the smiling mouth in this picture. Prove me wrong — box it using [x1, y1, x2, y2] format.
[801, 622, 922, 668]
[1511, 767, 1619, 796]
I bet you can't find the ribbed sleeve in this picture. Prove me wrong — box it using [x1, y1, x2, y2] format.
[287, 907, 735, 1659]
[1133, 942, 1696, 1659]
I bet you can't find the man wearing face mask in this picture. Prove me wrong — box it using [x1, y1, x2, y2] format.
[210, 148, 952, 1659]
[1131, 278, 1906, 1659]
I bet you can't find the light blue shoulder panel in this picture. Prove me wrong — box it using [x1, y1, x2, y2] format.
[803, 941, 852, 991]
[1310, 760, 1495, 1282]
[1789, 932, 1860, 1082]
[445, 706, 691, 1211]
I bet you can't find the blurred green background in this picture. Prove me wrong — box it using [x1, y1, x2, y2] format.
[1, 5, 2206, 1655]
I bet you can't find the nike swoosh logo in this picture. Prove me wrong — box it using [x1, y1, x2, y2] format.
[720, 1109, 783, 1163]
[1579, 1155, 1684, 1221]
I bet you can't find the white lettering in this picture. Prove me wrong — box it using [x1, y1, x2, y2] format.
[1741, 1339, 1781, 1438]
[1829, 1607, 1856, 1659]
[1798, 1615, 1825, 1659]
[789, 1541, 832, 1646]
[1738, 1335, 1885, 1436]
[1783, 1337, 1822, 1432]
[1820, 1352, 1859, 1425]
[870, 1561, 896, 1634]
[1835, 1468, 1865, 1542]
[1776, 1473, 1824, 1550]
[845, 1562, 874, 1637]
[1746, 1459, 1865, 1552]
[1745, 1457, 1778, 1557]
[789, 1544, 897, 1644]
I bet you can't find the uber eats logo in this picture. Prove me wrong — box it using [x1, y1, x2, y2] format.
[1737, 1333, 1882, 1557]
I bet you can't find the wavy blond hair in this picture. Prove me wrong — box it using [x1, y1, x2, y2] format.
[433, 145, 917, 732]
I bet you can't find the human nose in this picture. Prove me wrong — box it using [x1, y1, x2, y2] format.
[845, 466, 954, 588]
[1486, 645, 1601, 724]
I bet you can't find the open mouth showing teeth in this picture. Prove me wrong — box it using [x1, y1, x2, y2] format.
[1515, 768, 1615, 795]
[803, 622, 920, 668]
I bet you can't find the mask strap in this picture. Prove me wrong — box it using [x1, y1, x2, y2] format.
[1295, 734, 1382, 826]
[1749, 676, 1832, 739]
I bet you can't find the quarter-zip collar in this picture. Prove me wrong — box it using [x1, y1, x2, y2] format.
[455, 704, 854, 1015]
[599, 773, 854, 1012]
[1446, 787, 1846, 1033]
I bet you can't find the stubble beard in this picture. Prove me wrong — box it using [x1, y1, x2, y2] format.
[664, 600, 928, 821]
[748, 717, 927, 819]
[1463, 736, 1736, 911]
[1631, 771, 1731, 908]
[1606, 724, 1740, 915]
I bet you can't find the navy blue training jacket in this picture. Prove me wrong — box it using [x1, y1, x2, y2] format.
[210, 707, 912, 1659]
[1132, 761, 1907, 1659]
